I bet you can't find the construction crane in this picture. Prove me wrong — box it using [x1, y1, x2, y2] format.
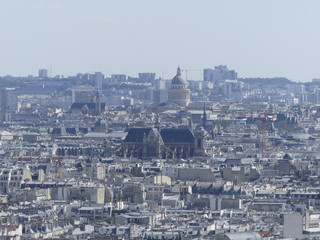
[234, 113, 277, 158]
[181, 69, 203, 81]
[259, 114, 277, 158]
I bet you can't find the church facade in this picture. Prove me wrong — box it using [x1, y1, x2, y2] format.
[119, 127, 207, 160]
[118, 67, 207, 160]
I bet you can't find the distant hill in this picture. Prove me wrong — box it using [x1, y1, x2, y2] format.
[239, 77, 293, 86]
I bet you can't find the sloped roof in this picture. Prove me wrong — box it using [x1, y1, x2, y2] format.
[50, 128, 62, 135]
[66, 128, 77, 135]
[124, 128, 195, 144]
[0, 131, 12, 136]
[123, 128, 151, 143]
[225, 231, 262, 240]
[160, 129, 194, 143]
[79, 128, 89, 134]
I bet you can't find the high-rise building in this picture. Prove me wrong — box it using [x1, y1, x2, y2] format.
[203, 65, 237, 82]
[72, 86, 98, 104]
[153, 90, 168, 104]
[94, 72, 104, 89]
[0, 88, 18, 112]
[138, 73, 156, 83]
[38, 69, 48, 78]
[71, 86, 104, 115]
[155, 79, 168, 90]
[111, 74, 126, 84]
[0, 88, 17, 122]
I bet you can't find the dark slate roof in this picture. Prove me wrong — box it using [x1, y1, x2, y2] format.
[276, 113, 287, 121]
[124, 128, 195, 144]
[79, 128, 89, 134]
[224, 158, 242, 166]
[51, 128, 62, 135]
[160, 129, 194, 144]
[172, 75, 187, 85]
[157, 102, 182, 108]
[123, 128, 151, 143]
[66, 128, 77, 135]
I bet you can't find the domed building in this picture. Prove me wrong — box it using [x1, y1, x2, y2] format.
[167, 67, 191, 107]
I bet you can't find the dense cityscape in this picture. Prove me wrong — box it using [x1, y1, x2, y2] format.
[0, 64, 318, 239]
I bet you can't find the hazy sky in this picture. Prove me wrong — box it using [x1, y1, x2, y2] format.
[1, 0, 320, 82]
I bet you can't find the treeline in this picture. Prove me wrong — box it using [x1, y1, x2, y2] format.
[239, 77, 293, 86]
[0, 77, 25, 88]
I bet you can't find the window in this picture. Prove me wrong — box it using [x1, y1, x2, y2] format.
[198, 139, 202, 148]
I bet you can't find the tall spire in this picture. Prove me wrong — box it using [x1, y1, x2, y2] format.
[202, 103, 207, 129]
[177, 66, 181, 76]
[155, 113, 160, 131]
[188, 117, 194, 131]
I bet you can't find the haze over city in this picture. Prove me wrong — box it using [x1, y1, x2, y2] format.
[2, 1, 320, 239]
[1, 0, 320, 81]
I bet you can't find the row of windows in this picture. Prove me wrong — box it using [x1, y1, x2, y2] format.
[147, 188, 163, 192]
[0, 176, 22, 181]
[169, 92, 189, 100]
[0, 182, 20, 187]
[308, 223, 320, 228]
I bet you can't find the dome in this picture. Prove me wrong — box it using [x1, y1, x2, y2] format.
[167, 66, 191, 107]
[171, 67, 187, 85]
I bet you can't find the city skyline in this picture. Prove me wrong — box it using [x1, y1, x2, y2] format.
[2, 1, 320, 239]
[1, 0, 320, 81]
